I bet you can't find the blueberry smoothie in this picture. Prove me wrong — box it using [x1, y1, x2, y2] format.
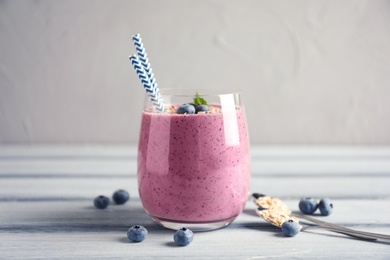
[138, 99, 251, 229]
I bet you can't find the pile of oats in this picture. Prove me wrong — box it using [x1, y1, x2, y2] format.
[207, 106, 222, 114]
[165, 105, 178, 114]
[254, 195, 299, 227]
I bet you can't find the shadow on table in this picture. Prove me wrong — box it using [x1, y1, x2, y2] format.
[242, 208, 257, 217]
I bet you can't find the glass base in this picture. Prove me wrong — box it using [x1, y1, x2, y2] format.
[150, 215, 238, 232]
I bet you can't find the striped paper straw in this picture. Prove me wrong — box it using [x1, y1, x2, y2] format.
[132, 34, 161, 97]
[129, 54, 165, 112]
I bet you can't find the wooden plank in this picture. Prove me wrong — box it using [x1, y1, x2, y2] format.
[0, 175, 388, 200]
[2, 158, 390, 176]
[1, 200, 389, 228]
[1, 228, 389, 259]
[1, 145, 390, 176]
[1, 145, 390, 159]
[1, 200, 389, 258]
[0, 145, 137, 158]
[0, 159, 137, 175]
[0, 177, 140, 200]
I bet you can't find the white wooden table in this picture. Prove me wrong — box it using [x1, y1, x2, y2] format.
[1, 145, 389, 259]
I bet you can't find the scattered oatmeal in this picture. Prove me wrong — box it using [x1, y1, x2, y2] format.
[165, 105, 178, 114]
[254, 195, 299, 227]
[208, 105, 221, 114]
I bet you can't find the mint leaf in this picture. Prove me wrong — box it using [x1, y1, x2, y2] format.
[193, 92, 209, 106]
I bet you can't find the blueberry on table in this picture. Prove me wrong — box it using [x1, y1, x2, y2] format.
[281, 220, 301, 237]
[112, 189, 129, 205]
[94, 195, 110, 209]
[173, 227, 194, 246]
[127, 225, 148, 242]
[195, 104, 209, 113]
[319, 198, 333, 216]
[299, 197, 318, 214]
[177, 104, 196, 114]
[252, 193, 266, 199]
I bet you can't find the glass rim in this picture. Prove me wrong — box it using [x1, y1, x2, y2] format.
[157, 88, 242, 97]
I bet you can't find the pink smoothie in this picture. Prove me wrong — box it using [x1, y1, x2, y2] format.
[138, 106, 251, 223]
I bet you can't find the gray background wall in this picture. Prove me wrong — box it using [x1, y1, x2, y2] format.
[1, 0, 389, 145]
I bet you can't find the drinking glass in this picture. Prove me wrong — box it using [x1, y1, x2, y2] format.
[137, 88, 251, 231]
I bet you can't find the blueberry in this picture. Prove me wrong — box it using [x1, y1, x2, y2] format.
[112, 189, 129, 205]
[127, 225, 148, 242]
[319, 198, 333, 216]
[195, 104, 209, 113]
[281, 220, 301, 237]
[177, 104, 195, 114]
[94, 195, 110, 209]
[173, 227, 194, 246]
[252, 193, 266, 199]
[299, 197, 318, 214]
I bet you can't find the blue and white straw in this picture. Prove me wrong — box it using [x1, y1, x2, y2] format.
[132, 34, 159, 94]
[129, 54, 165, 112]
[132, 33, 163, 109]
